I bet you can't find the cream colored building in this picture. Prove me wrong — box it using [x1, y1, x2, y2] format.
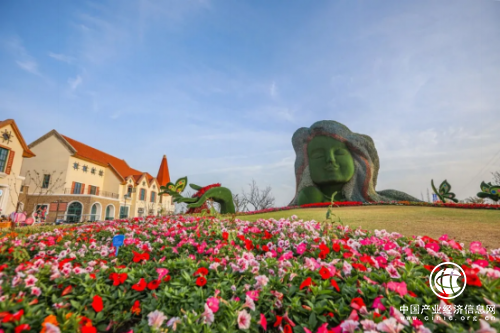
[20, 130, 174, 222]
[0, 119, 35, 217]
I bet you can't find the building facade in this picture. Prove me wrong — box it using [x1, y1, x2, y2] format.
[19, 130, 174, 222]
[0, 119, 35, 217]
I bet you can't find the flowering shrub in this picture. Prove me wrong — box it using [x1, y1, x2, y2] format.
[0, 216, 499, 332]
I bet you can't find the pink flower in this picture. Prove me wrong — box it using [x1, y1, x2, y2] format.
[237, 310, 251, 330]
[476, 319, 497, 333]
[206, 297, 219, 313]
[387, 281, 408, 297]
[201, 304, 214, 325]
[260, 314, 267, 331]
[377, 318, 404, 333]
[31, 287, 42, 296]
[372, 296, 386, 311]
[390, 306, 409, 326]
[246, 290, 259, 301]
[147, 310, 167, 329]
[470, 242, 487, 255]
[24, 275, 38, 287]
[342, 261, 352, 276]
[317, 323, 330, 333]
[44, 323, 61, 333]
[243, 295, 256, 311]
[340, 320, 360, 333]
[255, 275, 269, 287]
[384, 242, 397, 251]
[425, 243, 440, 252]
[296, 243, 307, 255]
[385, 264, 401, 279]
[156, 268, 169, 280]
[361, 319, 377, 331]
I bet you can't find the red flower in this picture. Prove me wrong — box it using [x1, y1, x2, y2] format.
[408, 291, 417, 297]
[245, 239, 254, 251]
[466, 273, 482, 287]
[332, 243, 341, 252]
[15, 324, 30, 333]
[89, 274, 96, 279]
[196, 276, 207, 287]
[194, 267, 209, 276]
[92, 295, 103, 312]
[109, 272, 128, 286]
[330, 279, 340, 292]
[132, 251, 150, 263]
[131, 300, 141, 315]
[262, 245, 269, 252]
[423, 265, 435, 272]
[163, 275, 171, 282]
[274, 315, 283, 327]
[147, 280, 161, 290]
[351, 263, 367, 271]
[350, 297, 366, 310]
[284, 324, 292, 333]
[300, 277, 313, 290]
[131, 278, 147, 291]
[319, 267, 331, 280]
[222, 232, 229, 240]
[81, 325, 97, 333]
[62, 285, 73, 296]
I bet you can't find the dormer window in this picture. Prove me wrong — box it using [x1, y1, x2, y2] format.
[73, 162, 79, 170]
[83, 165, 88, 172]
[91, 167, 96, 174]
[99, 170, 104, 177]
[142, 181, 146, 186]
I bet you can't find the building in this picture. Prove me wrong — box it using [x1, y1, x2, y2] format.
[19, 130, 174, 222]
[0, 119, 36, 217]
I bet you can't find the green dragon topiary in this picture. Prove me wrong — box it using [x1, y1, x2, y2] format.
[159, 177, 235, 214]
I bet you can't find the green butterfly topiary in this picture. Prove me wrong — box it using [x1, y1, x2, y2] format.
[477, 181, 500, 202]
[431, 179, 458, 203]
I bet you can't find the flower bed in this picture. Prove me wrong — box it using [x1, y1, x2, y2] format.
[0, 216, 499, 332]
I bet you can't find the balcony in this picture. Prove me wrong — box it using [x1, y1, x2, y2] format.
[63, 187, 119, 199]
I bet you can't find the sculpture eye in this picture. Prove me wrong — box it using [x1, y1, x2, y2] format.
[311, 150, 324, 159]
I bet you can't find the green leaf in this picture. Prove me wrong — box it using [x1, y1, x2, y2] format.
[308, 312, 317, 329]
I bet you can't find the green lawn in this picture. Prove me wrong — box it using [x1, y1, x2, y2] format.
[237, 206, 500, 249]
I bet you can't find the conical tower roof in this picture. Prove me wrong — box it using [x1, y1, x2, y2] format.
[157, 154, 171, 187]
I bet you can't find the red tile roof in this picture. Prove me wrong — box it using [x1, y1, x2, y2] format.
[156, 154, 171, 187]
[62, 135, 148, 181]
[0, 119, 35, 158]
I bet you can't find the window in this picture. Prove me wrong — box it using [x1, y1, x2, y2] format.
[153, 185, 156, 189]
[142, 181, 146, 186]
[127, 186, 133, 196]
[0, 148, 8, 172]
[20, 185, 24, 193]
[89, 186, 98, 195]
[99, 170, 104, 177]
[140, 189, 146, 201]
[73, 162, 79, 170]
[119, 206, 129, 219]
[82, 165, 88, 172]
[42, 174, 51, 189]
[73, 182, 82, 194]
[91, 167, 96, 175]
[150, 191, 156, 203]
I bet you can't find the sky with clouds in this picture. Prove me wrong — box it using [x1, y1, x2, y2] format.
[1, 0, 499, 206]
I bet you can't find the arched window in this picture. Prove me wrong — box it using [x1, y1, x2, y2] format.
[105, 205, 115, 220]
[150, 191, 156, 203]
[66, 202, 83, 223]
[140, 189, 146, 201]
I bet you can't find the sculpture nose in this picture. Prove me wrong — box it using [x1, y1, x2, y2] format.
[326, 151, 339, 167]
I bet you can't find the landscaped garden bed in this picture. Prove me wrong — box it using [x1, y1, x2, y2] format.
[0, 216, 499, 332]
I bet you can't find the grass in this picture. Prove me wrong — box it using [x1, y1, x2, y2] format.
[237, 206, 500, 249]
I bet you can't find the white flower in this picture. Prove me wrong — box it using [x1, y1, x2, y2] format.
[44, 323, 61, 333]
[31, 287, 42, 296]
[148, 310, 167, 329]
[237, 310, 251, 330]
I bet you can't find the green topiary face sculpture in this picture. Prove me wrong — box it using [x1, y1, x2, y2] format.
[308, 136, 355, 185]
[290, 120, 421, 205]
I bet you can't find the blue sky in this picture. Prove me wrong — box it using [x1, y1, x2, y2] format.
[1, 0, 500, 206]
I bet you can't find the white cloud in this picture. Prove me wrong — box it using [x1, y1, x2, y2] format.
[68, 75, 83, 90]
[48, 52, 75, 64]
[15, 60, 40, 75]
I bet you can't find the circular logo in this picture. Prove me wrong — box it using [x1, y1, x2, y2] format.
[429, 262, 467, 299]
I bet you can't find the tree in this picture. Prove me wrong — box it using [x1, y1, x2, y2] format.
[232, 193, 247, 212]
[20, 170, 66, 218]
[242, 179, 275, 211]
[464, 196, 487, 204]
